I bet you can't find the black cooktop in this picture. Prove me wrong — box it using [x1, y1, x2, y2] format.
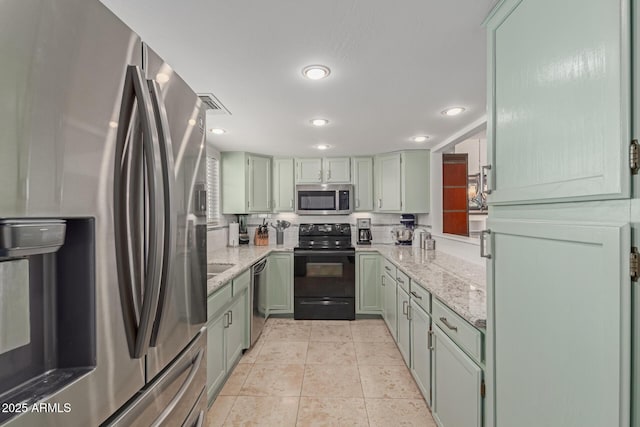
[296, 223, 354, 251]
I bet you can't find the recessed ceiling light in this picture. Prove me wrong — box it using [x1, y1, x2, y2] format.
[311, 118, 329, 127]
[412, 135, 429, 143]
[302, 65, 331, 80]
[442, 107, 466, 116]
[188, 119, 196, 126]
[155, 73, 170, 83]
[209, 128, 226, 135]
[315, 144, 332, 150]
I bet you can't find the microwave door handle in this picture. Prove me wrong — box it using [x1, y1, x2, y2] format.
[147, 80, 177, 348]
[131, 65, 165, 358]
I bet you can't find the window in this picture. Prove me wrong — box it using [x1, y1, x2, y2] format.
[206, 156, 221, 225]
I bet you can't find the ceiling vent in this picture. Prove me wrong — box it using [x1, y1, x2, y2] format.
[197, 93, 231, 115]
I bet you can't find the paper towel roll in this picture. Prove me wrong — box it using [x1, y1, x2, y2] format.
[228, 223, 239, 247]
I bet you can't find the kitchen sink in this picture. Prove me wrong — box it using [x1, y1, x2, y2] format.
[207, 263, 235, 279]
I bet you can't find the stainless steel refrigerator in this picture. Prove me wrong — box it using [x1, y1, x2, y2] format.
[0, 1, 207, 425]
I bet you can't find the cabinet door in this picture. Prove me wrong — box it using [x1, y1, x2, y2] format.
[396, 286, 411, 366]
[486, 0, 631, 204]
[488, 218, 630, 427]
[206, 314, 227, 403]
[273, 158, 294, 212]
[295, 158, 322, 183]
[410, 300, 432, 407]
[267, 253, 293, 313]
[248, 155, 271, 212]
[401, 151, 430, 213]
[432, 325, 482, 427]
[357, 253, 381, 313]
[375, 153, 401, 211]
[352, 157, 373, 211]
[226, 292, 247, 368]
[382, 272, 397, 340]
[324, 157, 351, 183]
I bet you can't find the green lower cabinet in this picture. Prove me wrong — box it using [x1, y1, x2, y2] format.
[226, 290, 247, 368]
[356, 253, 381, 314]
[381, 271, 397, 340]
[410, 299, 432, 407]
[432, 325, 482, 427]
[206, 312, 227, 404]
[396, 286, 411, 366]
[267, 253, 293, 314]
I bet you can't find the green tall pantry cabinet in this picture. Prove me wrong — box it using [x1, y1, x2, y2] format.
[484, 0, 635, 426]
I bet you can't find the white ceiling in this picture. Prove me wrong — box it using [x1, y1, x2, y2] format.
[101, 0, 495, 156]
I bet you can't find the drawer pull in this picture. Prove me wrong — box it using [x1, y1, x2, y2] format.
[428, 329, 434, 350]
[384, 266, 391, 272]
[410, 291, 422, 300]
[440, 317, 458, 332]
[397, 277, 404, 284]
[402, 300, 408, 315]
[407, 305, 412, 320]
[228, 310, 233, 325]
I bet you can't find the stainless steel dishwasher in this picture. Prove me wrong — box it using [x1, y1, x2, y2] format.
[250, 258, 268, 346]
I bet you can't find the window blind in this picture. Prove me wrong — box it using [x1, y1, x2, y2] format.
[206, 156, 220, 225]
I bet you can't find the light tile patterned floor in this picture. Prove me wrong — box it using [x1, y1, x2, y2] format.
[207, 318, 437, 426]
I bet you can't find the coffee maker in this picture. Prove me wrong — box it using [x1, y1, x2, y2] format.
[357, 218, 372, 245]
[237, 214, 250, 245]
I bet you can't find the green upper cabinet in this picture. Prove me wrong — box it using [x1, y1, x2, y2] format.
[374, 150, 429, 213]
[273, 158, 295, 212]
[295, 158, 323, 183]
[352, 157, 374, 211]
[487, 217, 630, 427]
[375, 153, 402, 211]
[356, 253, 381, 314]
[485, 0, 631, 205]
[221, 152, 272, 214]
[295, 157, 351, 184]
[323, 157, 351, 183]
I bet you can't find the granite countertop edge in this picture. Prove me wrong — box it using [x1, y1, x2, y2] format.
[207, 244, 487, 330]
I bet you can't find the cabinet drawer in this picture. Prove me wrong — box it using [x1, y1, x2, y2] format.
[409, 281, 430, 313]
[382, 258, 396, 277]
[207, 283, 232, 320]
[432, 298, 482, 362]
[395, 269, 410, 293]
[233, 269, 251, 296]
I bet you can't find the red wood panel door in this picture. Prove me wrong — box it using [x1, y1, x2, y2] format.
[442, 154, 469, 236]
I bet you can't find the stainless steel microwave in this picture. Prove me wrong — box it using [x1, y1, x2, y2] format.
[295, 184, 353, 215]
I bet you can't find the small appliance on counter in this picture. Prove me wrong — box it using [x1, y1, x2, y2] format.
[357, 218, 372, 245]
[391, 214, 416, 245]
[237, 214, 250, 245]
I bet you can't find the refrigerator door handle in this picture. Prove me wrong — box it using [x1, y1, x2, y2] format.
[114, 65, 164, 359]
[147, 79, 177, 348]
[150, 347, 204, 427]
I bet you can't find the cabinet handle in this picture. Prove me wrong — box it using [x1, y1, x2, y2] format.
[378, 198, 382, 208]
[228, 310, 233, 325]
[381, 275, 385, 286]
[480, 229, 492, 259]
[440, 317, 457, 332]
[428, 328, 434, 350]
[328, 169, 332, 180]
[247, 200, 250, 208]
[317, 170, 322, 181]
[290, 199, 293, 209]
[356, 198, 360, 208]
[397, 277, 404, 284]
[407, 305, 412, 320]
[223, 312, 229, 328]
[402, 300, 408, 315]
[410, 291, 422, 300]
[482, 164, 493, 194]
[384, 266, 391, 272]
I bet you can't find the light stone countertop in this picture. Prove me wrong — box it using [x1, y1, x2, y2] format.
[207, 243, 486, 330]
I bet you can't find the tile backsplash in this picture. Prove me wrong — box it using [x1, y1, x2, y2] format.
[207, 212, 431, 252]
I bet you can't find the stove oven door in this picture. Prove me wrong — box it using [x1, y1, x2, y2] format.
[293, 250, 355, 320]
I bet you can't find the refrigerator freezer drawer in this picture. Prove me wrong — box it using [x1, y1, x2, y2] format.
[103, 328, 206, 427]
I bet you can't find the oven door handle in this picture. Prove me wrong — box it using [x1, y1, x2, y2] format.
[294, 250, 355, 256]
[299, 300, 351, 305]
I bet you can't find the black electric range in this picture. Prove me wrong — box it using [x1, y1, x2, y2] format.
[293, 224, 355, 320]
